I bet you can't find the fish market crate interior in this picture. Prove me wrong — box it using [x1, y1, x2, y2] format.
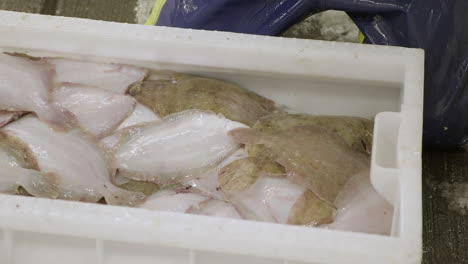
[0, 10, 423, 264]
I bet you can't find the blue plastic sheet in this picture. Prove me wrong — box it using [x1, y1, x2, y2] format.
[156, 0, 468, 149]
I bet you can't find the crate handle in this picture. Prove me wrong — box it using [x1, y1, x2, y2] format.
[370, 112, 401, 205]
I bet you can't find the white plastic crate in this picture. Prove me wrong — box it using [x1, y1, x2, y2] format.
[0, 10, 423, 264]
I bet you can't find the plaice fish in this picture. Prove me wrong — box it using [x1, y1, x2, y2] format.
[100, 103, 161, 157]
[1, 115, 144, 206]
[323, 170, 393, 235]
[0, 133, 58, 198]
[54, 84, 136, 138]
[229, 125, 369, 204]
[218, 155, 332, 226]
[47, 58, 148, 94]
[228, 174, 334, 225]
[113, 110, 247, 186]
[0, 53, 71, 128]
[187, 199, 242, 219]
[0, 111, 24, 128]
[117, 103, 161, 131]
[182, 148, 248, 200]
[251, 113, 374, 155]
[128, 72, 278, 126]
[139, 189, 209, 213]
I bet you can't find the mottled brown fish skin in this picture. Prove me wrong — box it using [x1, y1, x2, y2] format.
[219, 157, 261, 194]
[229, 125, 369, 204]
[253, 113, 373, 155]
[219, 156, 285, 194]
[219, 156, 334, 226]
[0, 132, 60, 198]
[128, 74, 278, 126]
[288, 190, 335, 226]
[0, 132, 39, 170]
[118, 179, 160, 196]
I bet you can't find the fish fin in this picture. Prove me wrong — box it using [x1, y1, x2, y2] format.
[228, 128, 259, 145]
[4, 168, 60, 199]
[104, 186, 146, 207]
[288, 190, 335, 226]
[3, 52, 42, 61]
[219, 157, 260, 195]
[118, 179, 160, 196]
[36, 105, 78, 131]
[115, 169, 157, 183]
[118, 167, 213, 187]
[26, 172, 60, 198]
